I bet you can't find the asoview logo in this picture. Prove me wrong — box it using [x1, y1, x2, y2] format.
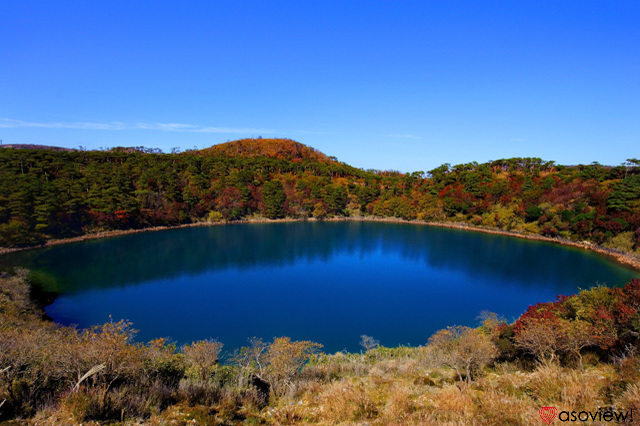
[539, 407, 633, 423]
[539, 407, 557, 424]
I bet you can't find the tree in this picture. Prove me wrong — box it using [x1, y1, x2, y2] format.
[514, 317, 564, 365]
[215, 187, 245, 220]
[182, 339, 224, 381]
[312, 202, 328, 219]
[325, 184, 348, 215]
[607, 175, 640, 212]
[428, 326, 497, 383]
[360, 335, 380, 352]
[558, 319, 597, 371]
[233, 336, 322, 398]
[525, 205, 543, 222]
[261, 181, 286, 219]
[263, 337, 322, 397]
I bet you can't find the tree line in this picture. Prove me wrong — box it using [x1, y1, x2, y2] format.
[1, 139, 639, 254]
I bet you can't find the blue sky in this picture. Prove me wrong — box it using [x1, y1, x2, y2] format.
[1, 1, 638, 172]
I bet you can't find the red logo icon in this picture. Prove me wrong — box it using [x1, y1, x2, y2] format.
[539, 407, 558, 424]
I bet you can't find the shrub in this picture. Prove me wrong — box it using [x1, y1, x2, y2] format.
[359, 335, 380, 352]
[427, 326, 498, 382]
[264, 337, 323, 397]
[182, 339, 223, 381]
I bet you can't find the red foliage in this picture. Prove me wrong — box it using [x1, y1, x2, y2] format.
[513, 301, 565, 334]
[544, 180, 588, 206]
[605, 220, 627, 232]
[513, 280, 640, 353]
[200, 138, 335, 164]
[113, 210, 130, 221]
[216, 187, 245, 220]
[622, 279, 640, 310]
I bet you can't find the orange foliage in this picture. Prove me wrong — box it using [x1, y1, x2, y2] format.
[199, 138, 335, 164]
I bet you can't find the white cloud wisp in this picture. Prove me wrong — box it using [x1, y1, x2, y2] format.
[0, 118, 275, 135]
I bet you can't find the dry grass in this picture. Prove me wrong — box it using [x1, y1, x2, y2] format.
[315, 380, 379, 423]
[254, 360, 625, 425]
[615, 384, 640, 413]
[523, 364, 612, 409]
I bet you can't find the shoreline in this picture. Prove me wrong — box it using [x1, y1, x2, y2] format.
[1, 216, 639, 272]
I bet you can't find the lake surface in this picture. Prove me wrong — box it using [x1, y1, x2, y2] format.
[1, 221, 638, 353]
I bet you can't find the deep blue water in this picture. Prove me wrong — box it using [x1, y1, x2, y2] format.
[1, 221, 638, 353]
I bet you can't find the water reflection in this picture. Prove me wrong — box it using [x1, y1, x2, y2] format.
[2, 222, 634, 293]
[1, 222, 637, 352]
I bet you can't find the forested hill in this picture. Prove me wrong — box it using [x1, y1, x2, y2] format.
[0, 138, 639, 254]
[197, 138, 336, 164]
[0, 144, 76, 152]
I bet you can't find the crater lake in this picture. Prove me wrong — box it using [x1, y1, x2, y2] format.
[1, 221, 637, 353]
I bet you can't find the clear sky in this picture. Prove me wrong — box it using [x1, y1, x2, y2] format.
[1, 1, 638, 172]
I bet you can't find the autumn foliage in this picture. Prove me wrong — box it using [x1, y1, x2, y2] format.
[513, 279, 640, 366]
[1, 142, 639, 254]
[200, 138, 335, 164]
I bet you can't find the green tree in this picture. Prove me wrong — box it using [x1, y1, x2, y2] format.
[262, 181, 286, 219]
[325, 184, 348, 215]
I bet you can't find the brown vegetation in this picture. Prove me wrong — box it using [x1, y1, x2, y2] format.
[199, 138, 335, 164]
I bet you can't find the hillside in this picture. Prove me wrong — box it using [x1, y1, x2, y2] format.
[198, 138, 336, 164]
[0, 143, 77, 152]
[0, 141, 639, 258]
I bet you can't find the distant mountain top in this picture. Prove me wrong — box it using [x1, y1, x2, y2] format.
[0, 139, 337, 163]
[0, 144, 77, 152]
[198, 138, 336, 163]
